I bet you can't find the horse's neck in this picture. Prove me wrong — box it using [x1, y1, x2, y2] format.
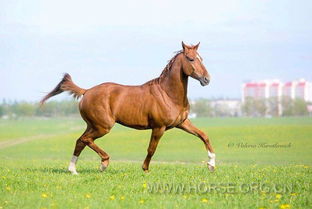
[159, 57, 189, 106]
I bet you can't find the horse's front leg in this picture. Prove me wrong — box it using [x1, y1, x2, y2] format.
[142, 126, 166, 172]
[177, 119, 216, 171]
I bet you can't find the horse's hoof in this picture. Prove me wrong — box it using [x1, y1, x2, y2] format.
[68, 167, 79, 175]
[99, 164, 107, 172]
[100, 160, 109, 172]
[208, 164, 215, 172]
[142, 166, 149, 173]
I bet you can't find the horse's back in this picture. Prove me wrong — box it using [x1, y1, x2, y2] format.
[79, 82, 188, 129]
[79, 82, 152, 128]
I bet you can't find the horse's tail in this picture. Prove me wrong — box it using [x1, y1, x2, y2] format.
[40, 73, 86, 106]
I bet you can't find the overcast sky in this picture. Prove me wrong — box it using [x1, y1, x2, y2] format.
[1, 0, 311, 101]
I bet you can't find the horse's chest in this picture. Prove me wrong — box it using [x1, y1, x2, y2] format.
[172, 109, 189, 126]
[158, 106, 189, 128]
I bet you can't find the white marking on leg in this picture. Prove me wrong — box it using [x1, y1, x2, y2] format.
[68, 155, 79, 175]
[207, 151, 216, 167]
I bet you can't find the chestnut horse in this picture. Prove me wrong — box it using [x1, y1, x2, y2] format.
[40, 42, 215, 174]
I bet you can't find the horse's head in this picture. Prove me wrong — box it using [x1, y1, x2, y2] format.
[181, 41, 210, 86]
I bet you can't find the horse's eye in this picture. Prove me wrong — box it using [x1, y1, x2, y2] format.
[187, 56, 194, 62]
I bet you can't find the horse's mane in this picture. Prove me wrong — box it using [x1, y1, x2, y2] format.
[145, 50, 183, 85]
[159, 50, 183, 78]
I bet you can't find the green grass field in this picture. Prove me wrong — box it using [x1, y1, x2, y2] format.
[0, 117, 311, 209]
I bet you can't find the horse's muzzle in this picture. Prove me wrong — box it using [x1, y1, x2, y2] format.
[199, 77, 210, 86]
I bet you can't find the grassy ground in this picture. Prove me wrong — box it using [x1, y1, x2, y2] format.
[0, 117, 311, 209]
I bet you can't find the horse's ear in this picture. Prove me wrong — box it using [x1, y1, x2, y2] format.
[182, 41, 185, 50]
[194, 42, 200, 50]
[182, 41, 187, 51]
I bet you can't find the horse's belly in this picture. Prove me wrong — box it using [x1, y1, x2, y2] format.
[116, 121, 151, 130]
[115, 107, 150, 129]
[115, 112, 150, 129]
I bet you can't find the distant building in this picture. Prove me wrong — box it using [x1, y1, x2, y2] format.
[282, 80, 310, 100]
[242, 79, 312, 102]
[210, 99, 241, 117]
[242, 79, 312, 116]
[190, 99, 241, 117]
[242, 80, 282, 102]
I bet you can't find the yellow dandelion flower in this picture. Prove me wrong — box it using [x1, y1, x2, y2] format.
[276, 194, 282, 199]
[139, 199, 144, 204]
[6, 187, 11, 191]
[120, 196, 125, 200]
[201, 198, 208, 203]
[85, 194, 91, 199]
[142, 183, 147, 188]
[109, 195, 115, 200]
[280, 204, 291, 209]
[290, 193, 297, 196]
[41, 193, 48, 198]
[303, 166, 309, 168]
[259, 207, 266, 209]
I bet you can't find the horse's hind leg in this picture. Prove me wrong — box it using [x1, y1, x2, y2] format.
[68, 130, 88, 175]
[68, 127, 110, 174]
[81, 127, 111, 171]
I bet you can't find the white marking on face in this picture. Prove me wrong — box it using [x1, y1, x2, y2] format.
[196, 54, 202, 62]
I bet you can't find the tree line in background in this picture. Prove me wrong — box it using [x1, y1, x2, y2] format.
[191, 97, 311, 117]
[0, 97, 310, 119]
[241, 97, 310, 117]
[0, 100, 79, 118]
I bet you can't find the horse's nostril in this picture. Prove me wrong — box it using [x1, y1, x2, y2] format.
[200, 77, 210, 86]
